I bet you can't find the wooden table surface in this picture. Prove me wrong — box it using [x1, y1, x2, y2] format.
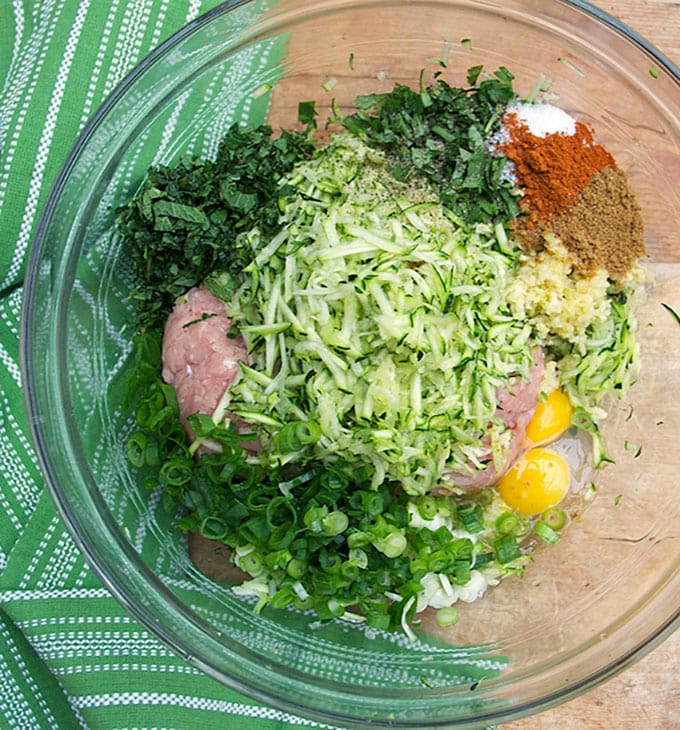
[503, 5, 679, 728]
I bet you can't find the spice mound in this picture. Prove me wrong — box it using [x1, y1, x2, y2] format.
[498, 103, 646, 278]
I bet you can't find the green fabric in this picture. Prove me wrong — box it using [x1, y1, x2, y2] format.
[0, 3, 503, 728]
[0, 605, 78, 729]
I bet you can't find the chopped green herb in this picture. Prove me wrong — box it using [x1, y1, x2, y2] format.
[650, 66, 660, 79]
[557, 57, 585, 77]
[339, 67, 520, 223]
[182, 312, 217, 328]
[117, 123, 315, 331]
[661, 302, 680, 325]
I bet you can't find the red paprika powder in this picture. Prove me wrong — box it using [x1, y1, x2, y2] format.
[500, 112, 616, 225]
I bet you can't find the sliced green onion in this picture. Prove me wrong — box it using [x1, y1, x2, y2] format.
[472, 551, 494, 568]
[400, 596, 417, 642]
[303, 505, 328, 533]
[326, 599, 347, 618]
[373, 531, 408, 558]
[540, 507, 566, 531]
[159, 458, 193, 486]
[318, 548, 342, 573]
[557, 57, 585, 77]
[322, 76, 337, 92]
[494, 534, 521, 564]
[239, 551, 264, 576]
[361, 491, 386, 517]
[534, 520, 560, 545]
[435, 606, 459, 627]
[347, 530, 371, 549]
[495, 512, 520, 535]
[286, 558, 306, 579]
[584, 483, 597, 502]
[273, 421, 321, 453]
[426, 550, 450, 573]
[458, 504, 484, 533]
[348, 548, 368, 570]
[126, 432, 148, 468]
[200, 516, 228, 541]
[416, 496, 438, 520]
[320, 510, 349, 536]
[251, 83, 272, 99]
[270, 587, 296, 609]
[366, 612, 391, 630]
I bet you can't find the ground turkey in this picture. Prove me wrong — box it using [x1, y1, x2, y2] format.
[161, 286, 247, 428]
[442, 348, 544, 491]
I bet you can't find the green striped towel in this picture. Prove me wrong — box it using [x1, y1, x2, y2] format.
[0, 2, 503, 728]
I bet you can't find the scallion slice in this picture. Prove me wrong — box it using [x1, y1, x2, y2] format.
[540, 507, 567, 531]
[494, 534, 521, 564]
[534, 520, 560, 545]
[273, 420, 321, 453]
[435, 606, 459, 627]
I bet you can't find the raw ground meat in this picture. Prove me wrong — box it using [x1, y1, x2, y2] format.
[161, 287, 247, 426]
[441, 348, 545, 491]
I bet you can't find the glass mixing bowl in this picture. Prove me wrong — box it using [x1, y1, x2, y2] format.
[21, 0, 680, 727]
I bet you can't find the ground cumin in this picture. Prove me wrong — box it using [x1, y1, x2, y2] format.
[501, 112, 616, 224]
[513, 166, 646, 277]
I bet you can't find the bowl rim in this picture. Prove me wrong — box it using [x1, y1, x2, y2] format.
[20, 1, 680, 727]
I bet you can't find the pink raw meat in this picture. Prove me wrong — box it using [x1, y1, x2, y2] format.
[442, 348, 545, 491]
[162, 286, 247, 425]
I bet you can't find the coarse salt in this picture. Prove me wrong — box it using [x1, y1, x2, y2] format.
[505, 102, 577, 138]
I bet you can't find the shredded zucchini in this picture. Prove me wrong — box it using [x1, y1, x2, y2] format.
[226, 133, 535, 494]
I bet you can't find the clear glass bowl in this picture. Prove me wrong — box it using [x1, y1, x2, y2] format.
[21, 1, 680, 727]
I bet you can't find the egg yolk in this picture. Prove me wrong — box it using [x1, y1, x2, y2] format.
[525, 388, 573, 445]
[497, 447, 570, 515]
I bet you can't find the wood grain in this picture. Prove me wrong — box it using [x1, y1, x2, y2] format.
[605, 1, 680, 66]
[502, 4, 679, 728]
